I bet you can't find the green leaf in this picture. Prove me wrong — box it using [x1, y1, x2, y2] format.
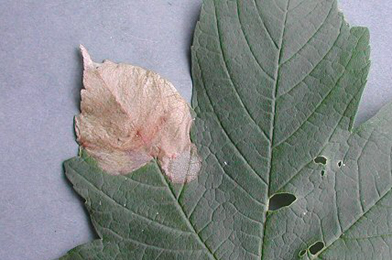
[61, 0, 392, 259]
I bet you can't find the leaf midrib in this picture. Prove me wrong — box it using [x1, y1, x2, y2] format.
[260, 0, 291, 259]
[209, 0, 293, 258]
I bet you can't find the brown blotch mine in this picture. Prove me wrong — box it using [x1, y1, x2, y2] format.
[76, 45, 201, 183]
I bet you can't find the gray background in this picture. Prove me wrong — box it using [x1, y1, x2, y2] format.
[0, 1, 391, 259]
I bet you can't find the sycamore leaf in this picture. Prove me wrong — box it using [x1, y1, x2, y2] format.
[61, 0, 392, 259]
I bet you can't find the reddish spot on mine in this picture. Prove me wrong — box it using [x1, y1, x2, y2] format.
[136, 129, 150, 146]
[79, 139, 89, 148]
[159, 116, 167, 123]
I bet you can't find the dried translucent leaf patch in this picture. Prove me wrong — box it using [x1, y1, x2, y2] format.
[75, 45, 200, 183]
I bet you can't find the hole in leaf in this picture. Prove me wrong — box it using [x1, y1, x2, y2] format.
[309, 241, 325, 255]
[321, 170, 325, 176]
[337, 161, 343, 168]
[314, 156, 327, 165]
[268, 193, 296, 211]
[299, 249, 307, 257]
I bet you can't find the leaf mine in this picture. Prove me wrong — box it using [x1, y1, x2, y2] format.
[75, 45, 200, 183]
